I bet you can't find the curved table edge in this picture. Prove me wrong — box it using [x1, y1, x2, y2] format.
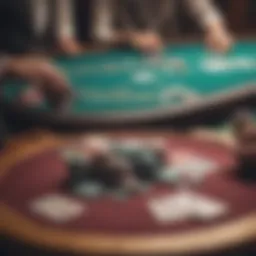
[1, 130, 255, 255]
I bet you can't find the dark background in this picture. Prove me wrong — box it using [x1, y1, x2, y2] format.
[74, 0, 256, 41]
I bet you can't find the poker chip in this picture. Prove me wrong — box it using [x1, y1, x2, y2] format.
[61, 149, 85, 163]
[158, 167, 180, 184]
[73, 182, 103, 198]
[111, 189, 130, 201]
[111, 180, 146, 200]
[83, 136, 110, 156]
[118, 139, 142, 151]
[146, 137, 166, 149]
[128, 150, 161, 181]
[62, 136, 222, 201]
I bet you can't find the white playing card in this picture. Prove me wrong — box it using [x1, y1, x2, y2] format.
[192, 194, 229, 221]
[148, 193, 193, 223]
[148, 192, 228, 224]
[30, 194, 85, 223]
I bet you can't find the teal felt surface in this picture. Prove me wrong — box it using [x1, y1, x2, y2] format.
[2, 41, 256, 115]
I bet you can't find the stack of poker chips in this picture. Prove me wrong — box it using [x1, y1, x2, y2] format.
[61, 137, 167, 199]
[62, 149, 92, 189]
[111, 139, 165, 182]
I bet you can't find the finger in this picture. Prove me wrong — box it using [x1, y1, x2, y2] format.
[206, 37, 222, 53]
[18, 87, 45, 107]
[40, 66, 73, 109]
[140, 41, 162, 54]
[43, 65, 71, 95]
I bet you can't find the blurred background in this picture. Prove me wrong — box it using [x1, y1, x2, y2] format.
[0, 1, 255, 256]
[36, 0, 256, 50]
[2, 0, 254, 55]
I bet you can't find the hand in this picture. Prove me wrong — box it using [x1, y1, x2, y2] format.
[205, 25, 234, 53]
[58, 37, 83, 56]
[128, 31, 163, 53]
[6, 56, 72, 110]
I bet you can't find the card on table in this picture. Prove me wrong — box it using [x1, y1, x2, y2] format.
[148, 192, 229, 224]
[30, 194, 85, 223]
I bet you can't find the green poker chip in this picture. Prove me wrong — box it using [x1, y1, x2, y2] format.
[73, 182, 103, 198]
[159, 167, 180, 184]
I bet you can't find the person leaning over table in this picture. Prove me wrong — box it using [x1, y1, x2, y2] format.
[0, 0, 72, 145]
[92, 0, 233, 53]
[32, 0, 82, 55]
[0, 0, 72, 108]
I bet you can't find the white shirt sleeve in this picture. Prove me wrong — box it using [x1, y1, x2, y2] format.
[31, 0, 48, 37]
[184, 0, 224, 29]
[56, 0, 76, 39]
[92, 0, 115, 42]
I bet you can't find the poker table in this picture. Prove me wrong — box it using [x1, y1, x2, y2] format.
[1, 130, 256, 256]
[1, 40, 255, 129]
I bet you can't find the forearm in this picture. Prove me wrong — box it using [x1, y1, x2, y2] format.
[185, 0, 225, 31]
[92, 0, 118, 43]
[56, 0, 76, 39]
[32, 0, 48, 38]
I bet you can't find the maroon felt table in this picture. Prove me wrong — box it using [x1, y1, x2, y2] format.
[0, 131, 255, 255]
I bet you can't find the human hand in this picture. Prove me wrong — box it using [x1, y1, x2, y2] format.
[6, 56, 72, 109]
[205, 24, 234, 53]
[129, 31, 163, 53]
[58, 37, 83, 56]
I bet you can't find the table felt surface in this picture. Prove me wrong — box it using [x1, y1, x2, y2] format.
[1, 129, 256, 256]
[2, 41, 256, 116]
[1, 134, 255, 236]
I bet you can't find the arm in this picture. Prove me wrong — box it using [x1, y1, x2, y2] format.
[92, 0, 115, 43]
[0, 1, 72, 110]
[31, 0, 48, 38]
[56, 0, 76, 39]
[184, 0, 224, 31]
[92, 0, 128, 43]
[185, 0, 233, 52]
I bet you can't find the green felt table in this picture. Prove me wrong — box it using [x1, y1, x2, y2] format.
[1, 40, 255, 128]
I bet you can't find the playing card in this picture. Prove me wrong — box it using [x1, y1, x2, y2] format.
[30, 194, 85, 223]
[148, 193, 193, 223]
[148, 192, 228, 224]
[192, 194, 229, 221]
